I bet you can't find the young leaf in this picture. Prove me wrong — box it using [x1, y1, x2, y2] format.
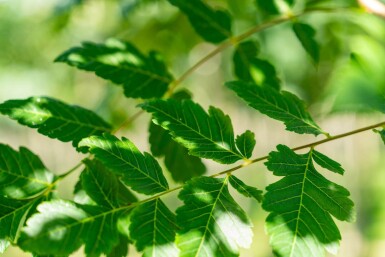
[176, 176, 253, 257]
[81, 159, 137, 208]
[312, 150, 344, 175]
[293, 22, 320, 64]
[0, 144, 55, 199]
[149, 122, 206, 182]
[141, 99, 254, 164]
[235, 130, 256, 159]
[79, 134, 169, 195]
[226, 81, 326, 136]
[229, 175, 263, 202]
[263, 145, 355, 257]
[19, 200, 125, 256]
[0, 196, 39, 246]
[0, 97, 111, 151]
[55, 39, 174, 99]
[167, 0, 232, 43]
[130, 199, 179, 257]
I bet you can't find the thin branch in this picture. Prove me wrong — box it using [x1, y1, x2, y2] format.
[112, 109, 145, 134]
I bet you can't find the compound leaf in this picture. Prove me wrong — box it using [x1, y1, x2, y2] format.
[130, 199, 178, 257]
[0, 144, 55, 199]
[150, 122, 206, 182]
[293, 22, 320, 64]
[0, 97, 111, 151]
[19, 200, 124, 256]
[226, 81, 326, 136]
[55, 39, 173, 99]
[168, 0, 232, 43]
[263, 145, 355, 257]
[81, 159, 137, 209]
[229, 175, 263, 202]
[176, 176, 253, 257]
[79, 134, 169, 195]
[141, 99, 254, 164]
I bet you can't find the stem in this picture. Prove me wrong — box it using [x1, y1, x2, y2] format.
[112, 109, 144, 134]
[57, 162, 84, 180]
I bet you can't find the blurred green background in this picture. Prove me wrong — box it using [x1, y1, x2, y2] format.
[1, 0, 385, 256]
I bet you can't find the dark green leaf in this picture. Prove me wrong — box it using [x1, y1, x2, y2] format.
[255, 0, 279, 14]
[107, 235, 130, 257]
[141, 99, 253, 164]
[293, 22, 320, 64]
[235, 130, 256, 159]
[55, 39, 173, 99]
[79, 134, 169, 195]
[81, 159, 137, 209]
[233, 41, 260, 81]
[0, 97, 111, 151]
[0, 144, 55, 199]
[229, 175, 262, 202]
[130, 199, 178, 257]
[263, 145, 355, 257]
[226, 81, 326, 136]
[167, 0, 232, 43]
[19, 200, 124, 256]
[249, 58, 281, 90]
[149, 122, 206, 182]
[312, 150, 344, 175]
[374, 129, 385, 145]
[176, 176, 253, 257]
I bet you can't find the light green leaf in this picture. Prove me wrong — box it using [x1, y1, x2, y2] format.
[226, 81, 326, 136]
[167, 0, 232, 43]
[19, 200, 124, 256]
[0, 196, 39, 246]
[55, 39, 173, 99]
[293, 22, 320, 64]
[149, 122, 206, 182]
[263, 145, 355, 257]
[176, 176, 253, 257]
[229, 175, 262, 202]
[312, 150, 344, 175]
[141, 99, 253, 164]
[81, 159, 137, 208]
[130, 199, 178, 257]
[0, 97, 111, 151]
[235, 130, 256, 159]
[79, 134, 169, 195]
[0, 144, 55, 199]
[0, 240, 10, 253]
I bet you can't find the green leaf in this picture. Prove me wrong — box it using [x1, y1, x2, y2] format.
[0, 97, 111, 151]
[79, 134, 169, 195]
[293, 22, 320, 64]
[0, 144, 55, 199]
[255, 0, 279, 14]
[235, 130, 256, 159]
[149, 122, 206, 182]
[229, 175, 263, 202]
[81, 159, 137, 209]
[374, 129, 385, 145]
[19, 200, 124, 256]
[141, 99, 254, 164]
[176, 176, 253, 257]
[226, 81, 326, 136]
[130, 199, 178, 257]
[55, 39, 173, 99]
[312, 150, 344, 175]
[0, 196, 39, 246]
[262, 145, 355, 257]
[107, 235, 130, 257]
[0, 240, 10, 253]
[167, 0, 232, 43]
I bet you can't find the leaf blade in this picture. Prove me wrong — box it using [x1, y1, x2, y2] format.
[229, 175, 262, 202]
[293, 22, 320, 64]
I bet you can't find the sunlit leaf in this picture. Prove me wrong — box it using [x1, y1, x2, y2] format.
[81, 159, 137, 208]
[141, 99, 254, 164]
[293, 22, 320, 64]
[0, 97, 111, 151]
[263, 145, 355, 257]
[19, 200, 125, 256]
[229, 175, 262, 202]
[79, 134, 169, 195]
[226, 81, 326, 136]
[167, 0, 232, 43]
[0, 144, 55, 199]
[176, 176, 253, 257]
[55, 39, 173, 99]
[130, 199, 178, 257]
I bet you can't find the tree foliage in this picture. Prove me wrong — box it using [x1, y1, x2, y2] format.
[0, 1, 385, 257]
